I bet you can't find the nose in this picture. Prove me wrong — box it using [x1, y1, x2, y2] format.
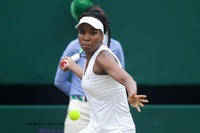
[83, 35, 90, 42]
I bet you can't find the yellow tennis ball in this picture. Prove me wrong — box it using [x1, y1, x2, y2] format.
[69, 109, 80, 120]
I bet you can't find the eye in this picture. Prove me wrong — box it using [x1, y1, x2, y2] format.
[90, 31, 97, 35]
[79, 30, 85, 35]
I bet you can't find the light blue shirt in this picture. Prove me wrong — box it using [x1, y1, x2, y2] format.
[54, 38, 125, 96]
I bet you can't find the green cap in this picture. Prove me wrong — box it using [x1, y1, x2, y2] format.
[70, 0, 94, 22]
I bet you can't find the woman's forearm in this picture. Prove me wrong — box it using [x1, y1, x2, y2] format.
[69, 63, 83, 79]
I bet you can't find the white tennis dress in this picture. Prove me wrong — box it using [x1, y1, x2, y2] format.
[80, 45, 135, 133]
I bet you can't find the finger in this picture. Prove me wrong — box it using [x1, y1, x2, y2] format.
[140, 99, 149, 103]
[139, 103, 144, 107]
[128, 98, 134, 103]
[138, 95, 147, 98]
[60, 63, 64, 69]
[128, 93, 136, 102]
[143, 99, 149, 103]
[137, 106, 141, 112]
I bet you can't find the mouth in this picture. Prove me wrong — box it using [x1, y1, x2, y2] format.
[82, 44, 90, 49]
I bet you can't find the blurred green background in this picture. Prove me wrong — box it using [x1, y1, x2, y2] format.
[1, 0, 199, 85]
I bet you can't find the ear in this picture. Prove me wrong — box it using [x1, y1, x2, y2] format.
[101, 34, 104, 42]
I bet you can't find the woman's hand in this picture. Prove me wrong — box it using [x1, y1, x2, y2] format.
[59, 57, 83, 79]
[128, 93, 148, 112]
[60, 57, 73, 71]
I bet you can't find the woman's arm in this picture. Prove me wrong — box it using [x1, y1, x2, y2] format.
[95, 50, 148, 112]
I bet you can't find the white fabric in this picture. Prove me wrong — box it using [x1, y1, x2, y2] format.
[64, 99, 90, 133]
[75, 16, 104, 34]
[80, 45, 135, 133]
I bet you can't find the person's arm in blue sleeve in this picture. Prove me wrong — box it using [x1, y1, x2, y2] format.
[54, 64, 71, 96]
[110, 39, 125, 69]
[117, 44, 125, 69]
[54, 42, 75, 96]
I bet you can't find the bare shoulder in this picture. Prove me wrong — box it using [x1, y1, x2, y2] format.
[97, 50, 114, 61]
[96, 50, 118, 67]
[93, 50, 118, 75]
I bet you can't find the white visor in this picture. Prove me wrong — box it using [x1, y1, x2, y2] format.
[75, 16, 104, 34]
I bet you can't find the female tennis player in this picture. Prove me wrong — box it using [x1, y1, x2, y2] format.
[60, 10, 148, 133]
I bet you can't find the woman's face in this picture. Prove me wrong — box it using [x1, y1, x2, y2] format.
[78, 23, 103, 54]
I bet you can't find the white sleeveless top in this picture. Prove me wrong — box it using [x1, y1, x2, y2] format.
[80, 45, 135, 133]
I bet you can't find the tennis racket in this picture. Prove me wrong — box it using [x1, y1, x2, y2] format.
[61, 49, 83, 67]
